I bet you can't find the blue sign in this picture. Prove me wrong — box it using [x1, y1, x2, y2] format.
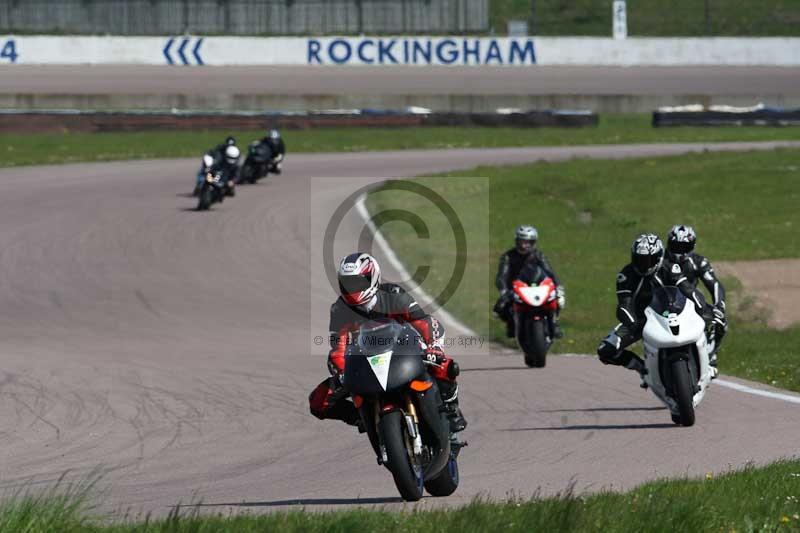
[307, 38, 536, 66]
[163, 37, 204, 66]
[1, 39, 18, 63]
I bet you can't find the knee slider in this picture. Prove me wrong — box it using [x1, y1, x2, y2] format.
[447, 360, 460, 379]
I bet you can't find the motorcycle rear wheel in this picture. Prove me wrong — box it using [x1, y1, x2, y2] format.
[424, 454, 459, 496]
[671, 358, 696, 427]
[379, 410, 423, 501]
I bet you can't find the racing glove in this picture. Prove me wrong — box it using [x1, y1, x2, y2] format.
[423, 346, 447, 366]
[712, 306, 728, 331]
[556, 286, 566, 309]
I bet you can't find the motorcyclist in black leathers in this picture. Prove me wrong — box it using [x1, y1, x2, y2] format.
[662, 225, 727, 366]
[259, 129, 286, 174]
[309, 252, 467, 435]
[597, 234, 714, 377]
[494, 225, 565, 338]
[195, 136, 240, 194]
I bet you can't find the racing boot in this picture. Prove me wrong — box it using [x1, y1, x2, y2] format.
[505, 319, 516, 338]
[624, 353, 649, 388]
[438, 380, 467, 433]
[550, 316, 564, 339]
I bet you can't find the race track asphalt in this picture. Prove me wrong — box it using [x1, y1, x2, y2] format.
[2, 65, 799, 96]
[1, 141, 799, 516]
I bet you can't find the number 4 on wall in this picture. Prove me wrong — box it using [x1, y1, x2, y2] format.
[1, 40, 18, 63]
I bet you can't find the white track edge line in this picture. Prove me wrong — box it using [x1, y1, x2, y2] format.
[355, 193, 477, 337]
[715, 378, 800, 404]
[356, 193, 800, 406]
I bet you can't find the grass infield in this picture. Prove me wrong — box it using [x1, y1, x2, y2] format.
[2, 114, 800, 168]
[2, 460, 800, 531]
[366, 148, 800, 392]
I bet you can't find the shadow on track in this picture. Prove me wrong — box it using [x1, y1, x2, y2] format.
[184, 496, 404, 508]
[502, 423, 675, 431]
[539, 406, 667, 413]
[461, 366, 526, 373]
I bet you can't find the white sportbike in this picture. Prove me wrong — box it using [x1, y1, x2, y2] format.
[642, 286, 716, 427]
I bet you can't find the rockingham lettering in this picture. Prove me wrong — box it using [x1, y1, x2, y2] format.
[306, 37, 537, 65]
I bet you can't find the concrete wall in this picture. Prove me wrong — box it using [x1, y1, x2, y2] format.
[1, 35, 799, 66]
[0, 0, 489, 35]
[4, 93, 800, 114]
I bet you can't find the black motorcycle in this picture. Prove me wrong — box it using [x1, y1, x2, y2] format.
[196, 172, 226, 211]
[345, 321, 463, 501]
[238, 141, 272, 184]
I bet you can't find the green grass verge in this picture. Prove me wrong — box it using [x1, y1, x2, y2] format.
[366, 148, 800, 392]
[490, 0, 800, 36]
[3, 114, 800, 168]
[3, 461, 800, 532]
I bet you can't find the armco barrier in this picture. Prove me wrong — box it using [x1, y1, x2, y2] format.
[0, 109, 598, 134]
[1, 36, 799, 66]
[653, 107, 800, 127]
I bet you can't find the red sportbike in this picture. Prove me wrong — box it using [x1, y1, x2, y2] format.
[512, 277, 558, 367]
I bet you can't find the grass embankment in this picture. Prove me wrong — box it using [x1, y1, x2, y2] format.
[3, 114, 800, 168]
[3, 461, 800, 532]
[366, 149, 800, 392]
[490, 0, 800, 36]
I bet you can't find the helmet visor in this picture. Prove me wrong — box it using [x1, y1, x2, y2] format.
[668, 241, 694, 255]
[516, 238, 535, 253]
[633, 253, 660, 274]
[339, 275, 372, 295]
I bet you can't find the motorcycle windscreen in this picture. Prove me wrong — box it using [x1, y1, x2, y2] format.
[650, 286, 687, 317]
[345, 321, 426, 394]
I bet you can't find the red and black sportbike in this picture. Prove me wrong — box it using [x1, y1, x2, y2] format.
[345, 320, 463, 501]
[512, 277, 558, 367]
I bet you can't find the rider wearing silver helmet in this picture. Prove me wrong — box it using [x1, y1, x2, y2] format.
[259, 129, 286, 174]
[494, 225, 565, 338]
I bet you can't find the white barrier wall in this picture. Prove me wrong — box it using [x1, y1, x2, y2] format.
[1, 35, 799, 66]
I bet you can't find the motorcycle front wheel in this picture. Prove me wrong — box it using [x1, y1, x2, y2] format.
[378, 410, 423, 501]
[670, 358, 696, 427]
[519, 317, 549, 368]
[197, 186, 212, 211]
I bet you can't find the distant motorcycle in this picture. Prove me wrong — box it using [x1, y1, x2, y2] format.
[511, 277, 558, 367]
[239, 141, 273, 184]
[196, 172, 226, 211]
[193, 155, 235, 198]
[642, 286, 716, 426]
[345, 320, 463, 502]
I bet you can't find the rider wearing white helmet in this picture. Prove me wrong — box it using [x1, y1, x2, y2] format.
[309, 252, 467, 434]
[494, 225, 565, 338]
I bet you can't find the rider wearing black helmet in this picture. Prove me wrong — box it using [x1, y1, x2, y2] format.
[494, 225, 565, 338]
[597, 233, 713, 375]
[663, 225, 727, 365]
[259, 129, 286, 174]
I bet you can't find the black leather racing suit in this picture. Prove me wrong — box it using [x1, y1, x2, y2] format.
[596, 263, 712, 368]
[663, 252, 727, 349]
[261, 136, 286, 165]
[494, 248, 560, 332]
